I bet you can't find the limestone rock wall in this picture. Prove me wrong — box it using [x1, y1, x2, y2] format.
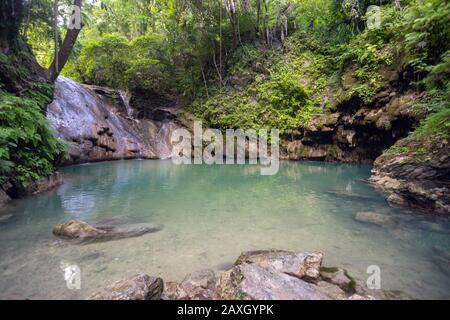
[47, 77, 184, 164]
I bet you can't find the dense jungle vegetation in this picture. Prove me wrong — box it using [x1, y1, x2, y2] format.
[0, 0, 449, 188]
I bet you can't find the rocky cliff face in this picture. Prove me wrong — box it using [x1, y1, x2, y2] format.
[370, 135, 450, 214]
[47, 77, 183, 164]
[282, 65, 449, 214]
[283, 89, 424, 163]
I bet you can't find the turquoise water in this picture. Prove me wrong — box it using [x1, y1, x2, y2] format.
[0, 160, 449, 300]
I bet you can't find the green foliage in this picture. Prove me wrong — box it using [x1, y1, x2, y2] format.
[416, 107, 450, 139]
[20, 0, 450, 150]
[413, 90, 450, 139]
[76, 33, 172, 94]
[0, 87, 66, 186]
[334, 4, 403, 103]
[423, 51, 450, 90]
[403, 0, 450, 72]
[386, 145, 410, 155]
[256, 71, 311, 120]
[190, 44, 317, 135]
[78, 33, 130, 88]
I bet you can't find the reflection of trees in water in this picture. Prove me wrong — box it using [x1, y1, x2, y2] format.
[54, 160, 377, 223]
[3, 161, 450, 299]
[57, 161, 197, 218]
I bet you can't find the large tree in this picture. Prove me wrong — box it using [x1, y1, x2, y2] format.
[0, 0, 49, 93]
[0, 0, 83, 88]
[47, 0, 83, 82]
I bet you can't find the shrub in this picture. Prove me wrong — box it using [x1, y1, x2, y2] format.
[190, 58, 315, 135]
[0, 85, 66, 186]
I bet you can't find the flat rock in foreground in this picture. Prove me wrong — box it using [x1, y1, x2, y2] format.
[53, 220, 162, 244]
[214, 263, 331, 300]
[236, 250, 324, 281]
[89, 250, 410, 300]
[89, 274, 163, 300]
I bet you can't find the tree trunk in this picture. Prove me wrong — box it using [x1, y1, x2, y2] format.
[0, 0, 48, 94]
[256, 0, 261, 37]
[0, 0, 23, 45]
[23, 0, 33, 40]
[225, 0, 238, 50]
[47, 0, 83, 82]
[263, 0, 269, 45]
[53, 0, 59, 78]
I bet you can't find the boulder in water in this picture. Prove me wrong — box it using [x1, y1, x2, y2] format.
[89, 274, 163, 300]
[53, 220, 100, 239]
[53, 220, 162, 244]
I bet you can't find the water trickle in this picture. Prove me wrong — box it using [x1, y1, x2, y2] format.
[47, 77, 183, 162]
[118, 90, 134, 118]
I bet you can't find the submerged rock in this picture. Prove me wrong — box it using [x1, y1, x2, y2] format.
[79, 251, 105, 262]
[355, 212, 395, 228]
[52, 220, 162, 244]
[89, 274, 163, 300]
[92, 217, 127, 226]
[326, 191, 378, 202]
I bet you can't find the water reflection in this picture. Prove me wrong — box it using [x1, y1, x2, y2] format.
[0, 160, 448, 299]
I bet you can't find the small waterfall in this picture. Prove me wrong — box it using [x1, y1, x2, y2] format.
[119, 90, 134, 118]
[47, 77, 185, 164]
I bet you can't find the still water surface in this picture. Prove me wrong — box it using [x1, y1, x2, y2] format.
[0, 160, 449, 299]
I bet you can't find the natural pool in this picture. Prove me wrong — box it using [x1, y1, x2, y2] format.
[0, 160, 449, 300]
